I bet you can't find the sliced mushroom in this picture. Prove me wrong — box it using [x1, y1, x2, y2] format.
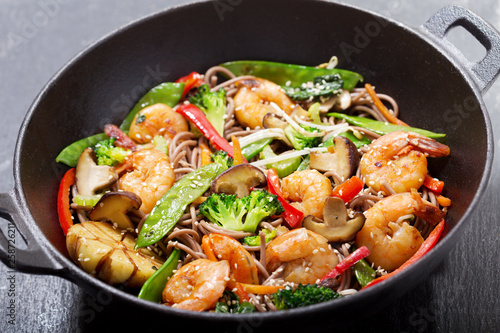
[302, 197, 365, 242]
[211, 164, 266, 198]
[318, 89, 352, 112]
[262, 112, 288, 129]
[89, 191, 142, 230]
[334, 89, 352, 111]
[66, 221, 163, 287]
[76, 148, 118, 196]
[309, 136, 359, 182]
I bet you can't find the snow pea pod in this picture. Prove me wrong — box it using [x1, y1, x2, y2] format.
[353, 259, 376, 288]
[241, 138, 273, 160]
[138, 248, 181, 303]
[119, 82, 185, 131]
[219, 60, 363, 91]
[135, 161, 227, 249]
[328, 112, 446, 140]
[55, 133, 109, 167]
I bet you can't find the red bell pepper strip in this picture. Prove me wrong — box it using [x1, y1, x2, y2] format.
[423, 174, 444, 194]
[176, 103, 247, 162]
[104, 124, 137, 151]
[320, 246, 370, 281]
[266, 169, 304, 228]
[364, 219, 445, 288]
[331, 176, 364, 203]
[175, 72, 204, 98]
[57, 168, 76, 235]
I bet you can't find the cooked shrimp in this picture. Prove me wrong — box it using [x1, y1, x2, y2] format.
[66, 222, 164, 288]
[118, 149, 175, 214]
[360, 130, 450, 195]
[265, 228, 339, 284]
[128, 103, 189, 144]
[281, 170, 332, 218]
[233, 77, 295, 129]
[201, 233, 259, 285]
[162, 259, 230, 311]
[356, 189, 445, 271]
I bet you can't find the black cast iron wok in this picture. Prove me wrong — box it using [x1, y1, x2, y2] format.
[0, 0, 498, 331]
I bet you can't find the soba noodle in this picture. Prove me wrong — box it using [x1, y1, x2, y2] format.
[65, 63, 448, 312]
[126, 66, 447, 311]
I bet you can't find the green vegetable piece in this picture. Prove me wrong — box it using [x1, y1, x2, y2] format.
[328, 113, 446, 140]
[259, 145, 301, 178]
[55, 133, 109, 167]
[353, 259, 376, 288]
[73, 194, 103, 208]
[242, 228, 277, 246]
[138, 248, 181, 303]
[283, 74, 343, 101]
[94, 137, 131, 166]
[296, 154, 310, 171]
[321, 131, 371, 149]
[284, 125, 322, 150]
[307, 102, 325, 125]
[199, 190, 283, 233]
[119, 82, 185, 131]
[243, 190, 284, 233]
[215, 290, 256, 314]
[135, 162, 227, 249]
[219, 60, 363, 91]
[211, 150, 234, 169]
[199, 193, 248, 231]
[272, 284, 342, 310]
[153, 135, 168, 155]
[241, 138, 273, 160]
[189, 84, 227, 136]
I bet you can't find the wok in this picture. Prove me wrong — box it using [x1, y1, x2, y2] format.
[0, 0, 498, 330]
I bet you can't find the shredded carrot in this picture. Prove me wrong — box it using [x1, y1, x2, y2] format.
[236, 282, 283, 295]
[436, 194, 451, 207]
[199, 142, 213, 167]
[228, 282, 251, 302]
[231, 135, 244, 165]
[327, 145, 335, 154]
[365, 83, 408, 126]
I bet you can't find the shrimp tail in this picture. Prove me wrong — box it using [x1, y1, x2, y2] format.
[407, 134, 450, 158]
[411, 189, 445, 225]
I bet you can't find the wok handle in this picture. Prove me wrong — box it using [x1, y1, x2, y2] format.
[0, 191, 64, 275]
[422, 5, 500, 93]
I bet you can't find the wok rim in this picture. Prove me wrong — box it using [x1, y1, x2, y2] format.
[11, 0, 495, 322]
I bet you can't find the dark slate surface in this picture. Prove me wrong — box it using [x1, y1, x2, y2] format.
[0, 1, 499, 332]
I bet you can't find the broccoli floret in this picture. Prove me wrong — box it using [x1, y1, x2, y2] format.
[284, 125, 322, 150]
[272, 284, 342, 310]
[215, 290, 256, 314]
[199, 193, 247, 231]
[210, 150, 234, 169]
[242, 228, 277, 246]
[189, 84, 226, 136]
[199, 189, 283, 233]
[93, 138, 130, 166]
[243, 190, 284, 233]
